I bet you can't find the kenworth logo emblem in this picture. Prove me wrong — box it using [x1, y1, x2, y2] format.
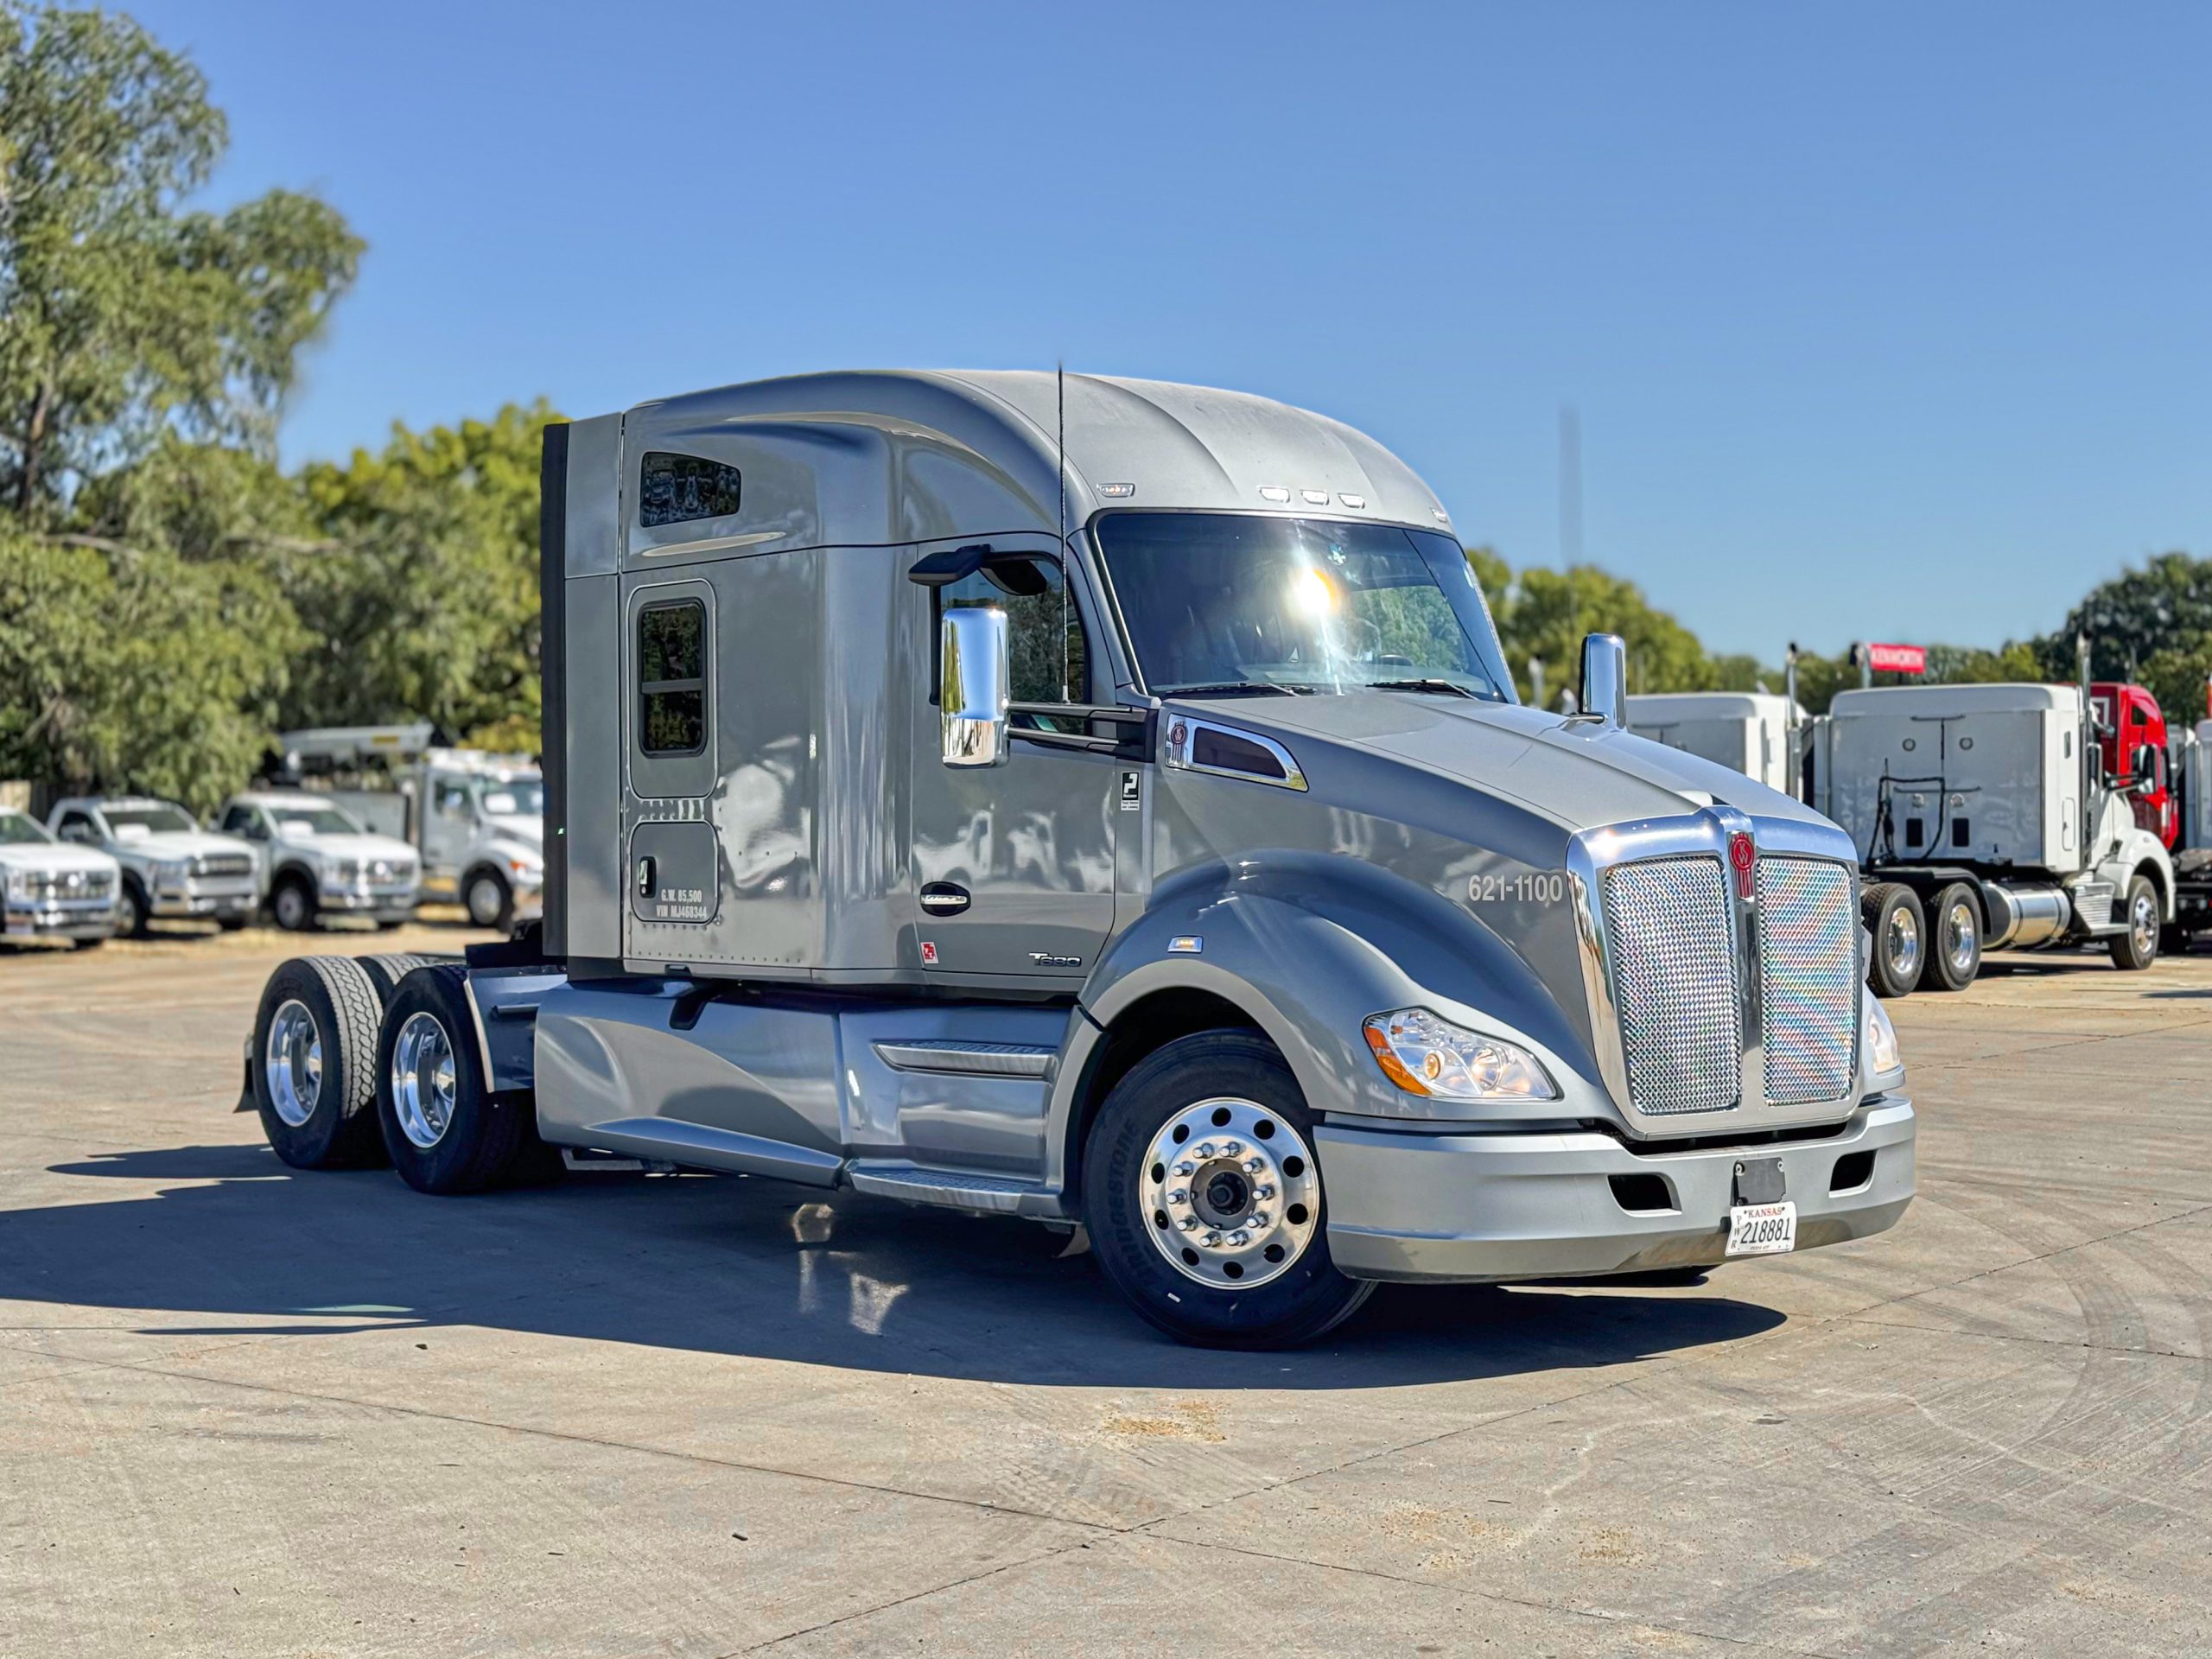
[1728, 831, 1756, 901]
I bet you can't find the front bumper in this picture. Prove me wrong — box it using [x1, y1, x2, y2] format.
[1319, 1096, 1916, 1283]
[148, 881, 257, 920]
[4, 899, 118, 940]
[319, 882, 419, 919]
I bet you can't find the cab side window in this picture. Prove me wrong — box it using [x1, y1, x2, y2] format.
[435, 781, 473, 817]
[938, 557, 1089, 709]
[638, 599, 709, 757]
[639, 452, 742, 529]
[219, 804, 257, 837]
[57, 810, 98, 843]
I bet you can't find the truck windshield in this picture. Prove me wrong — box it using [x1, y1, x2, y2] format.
[480, 781, 543, 817]
[272, 804, 364, 836]
[0, 810, 53, 845]
[1093, 514, 1514, 702]
[104, 804, 197, 835]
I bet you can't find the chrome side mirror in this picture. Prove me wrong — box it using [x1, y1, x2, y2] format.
[940, 606, 1010, 768]
[1578, 632, 1627, 730]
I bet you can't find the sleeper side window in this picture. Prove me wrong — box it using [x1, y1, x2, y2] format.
[937, 557, 1090, 713]
[638, 600, 709, 757]
[639, 452, 742, 529]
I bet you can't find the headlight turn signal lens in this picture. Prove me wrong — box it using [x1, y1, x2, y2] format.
[1362, 1008, 1558, 1101]
[1865, 994, 1903, 1080]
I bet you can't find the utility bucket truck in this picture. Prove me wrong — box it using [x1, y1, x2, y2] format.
[260, 725, 547, 931]
[236, 371, 1913, 1348]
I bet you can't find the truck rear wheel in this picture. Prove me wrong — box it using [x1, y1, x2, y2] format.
[375, 963, 531, 1193]
[2108, 875, 2160, 971]
[1919, 882, 1981, 992]
[1081, 1030, 1374, 1349]
[251, 956, 387, 1168]
[358, 951, 451, 1003]
[1865, 883, 1924, 1000]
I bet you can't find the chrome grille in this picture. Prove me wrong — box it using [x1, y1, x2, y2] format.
[194, 853, 254, 879]
[22, 868, 114, 899]
[1603, 856, 1740, 1116]
[1757, 858, 1860, 1105]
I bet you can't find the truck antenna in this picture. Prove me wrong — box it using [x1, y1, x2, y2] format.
[1057, 361, 1069, 702]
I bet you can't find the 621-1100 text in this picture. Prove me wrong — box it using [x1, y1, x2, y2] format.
[1467, 873, 1572, 906]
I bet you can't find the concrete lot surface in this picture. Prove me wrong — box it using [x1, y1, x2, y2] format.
[3, 927, 2208, 1656]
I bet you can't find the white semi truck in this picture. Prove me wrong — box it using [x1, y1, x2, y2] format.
[1627, 691, 1804, 795]
[261, 726, 546, 931]
[1628, 682, 2179, 995]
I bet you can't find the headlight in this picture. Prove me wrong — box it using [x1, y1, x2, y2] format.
[4, 870, 29, 899]
[326, 858, 361, 883]
[154, 858, 191, 883]
[1864, 994, 1904, 1084]
[1362, 1008, 1559, 1101]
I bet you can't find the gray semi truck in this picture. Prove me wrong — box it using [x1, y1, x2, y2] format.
[239, 371, 1913, 1347]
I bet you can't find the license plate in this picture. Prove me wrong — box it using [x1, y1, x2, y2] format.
[1726, 1200, 1797, 1256]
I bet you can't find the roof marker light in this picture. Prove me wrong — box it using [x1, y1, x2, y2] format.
[1338, 493, 1367, 510]
[1258, 486, 1291, 504]
[1300, 489, 1330, 506]
[1097, 481, 1136, 499]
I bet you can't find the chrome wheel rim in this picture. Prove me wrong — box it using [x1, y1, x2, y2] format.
[2132, 891, 2157, 956]
[276, 886, 306, 929]
[1942, 899, 1977, 976]
[1139, 1097, 1319, 1289]
[391, 1011, 458, 1149]
[264, 999, 323, 1128]
[1886, 906, 1923, 980]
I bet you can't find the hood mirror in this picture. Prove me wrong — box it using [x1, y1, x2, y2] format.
[940, 606, 1010, 768]
[1575, 632, 1628, 730]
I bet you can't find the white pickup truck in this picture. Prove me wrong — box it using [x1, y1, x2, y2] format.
[48, 796, 260, 936]
[0, 807, 121, 947]
[215, 791, 422, 931]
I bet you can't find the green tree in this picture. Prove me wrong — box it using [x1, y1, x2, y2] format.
[2035, 551, 2212, 721]
[1471, 552, 1717, 706]
[287, 403, 561, 747]
[0, 3, 359, 806]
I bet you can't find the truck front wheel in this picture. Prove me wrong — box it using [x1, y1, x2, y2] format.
[463, 867, 513, 932]
[271, 874, 317, 932]
[375, 964, 531, 1193]
[2108, 875, 2160, 971]
[1866, 883, 1924, 1000]
[1081, 1030, 1374, 1349]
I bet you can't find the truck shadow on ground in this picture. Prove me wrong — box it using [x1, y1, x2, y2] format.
[11, 1142, 1783, 1389]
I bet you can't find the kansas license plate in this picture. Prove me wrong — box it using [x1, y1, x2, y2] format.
[1726, 1200, 1797, 1256]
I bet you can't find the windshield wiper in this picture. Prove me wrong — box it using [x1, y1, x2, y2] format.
[1366, 678, 1480, 699]
[1161, 683, 1311, 698]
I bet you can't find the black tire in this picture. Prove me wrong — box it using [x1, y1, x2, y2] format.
[217, 913, 251, 932]
[1865, 883, 1924, 1000]
[251, 956, 387, 1169]
[462, 866, 515, 933]
[1918, 881, 1981, 992]
[375, 963, 531, 1194]
[357, 951, 453, 1003]
[271, 874, 318, 933]
[116, 877, 150, 938]
[2108, 874, 2160, 971]
[1081, 1029, 1375, 1349]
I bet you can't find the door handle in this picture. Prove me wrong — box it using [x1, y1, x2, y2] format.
[635, 855, 656, 898]
[919, 882, 970, 917]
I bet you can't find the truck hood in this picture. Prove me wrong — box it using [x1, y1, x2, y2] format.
[0, 842, 117, 876]
[105, 830, 253, 863]
[485, 814, 543, 846]
[1200, 692, 1829, 836]
[277, 832, 418, 865]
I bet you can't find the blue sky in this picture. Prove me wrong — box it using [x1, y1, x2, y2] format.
[130, 0, 2209, 659]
